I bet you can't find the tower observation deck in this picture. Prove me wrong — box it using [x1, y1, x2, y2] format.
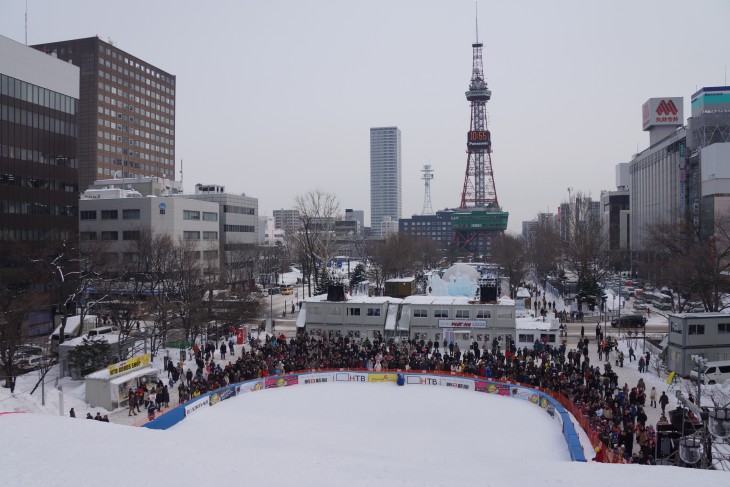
[452, 29, 508, 255]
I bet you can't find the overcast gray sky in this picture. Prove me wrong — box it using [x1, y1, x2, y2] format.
[1, 0, 728, 233]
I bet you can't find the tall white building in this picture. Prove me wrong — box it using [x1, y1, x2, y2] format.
[370, 127, 401, 234]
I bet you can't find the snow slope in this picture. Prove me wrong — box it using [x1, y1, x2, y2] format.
[2, 381, 728, 487]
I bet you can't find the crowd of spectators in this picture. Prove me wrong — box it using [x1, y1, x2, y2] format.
[170, 331, 656, 464]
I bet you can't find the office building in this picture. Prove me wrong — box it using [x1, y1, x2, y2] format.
[370, 127, 401, 234]
[1, 35, 80, 243]
[273, 209, 300, 234]
[181, 184, 258, 265]
[32, 36, 176, 191]
[79, 187, 220, 270]
[629, 97, 685, 252]
[399, 211, 452, 249]
[0, 34, 80, 336]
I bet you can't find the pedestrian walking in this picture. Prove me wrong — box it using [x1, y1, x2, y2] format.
[638, 356, 645, 373]
[629, 346, 635, 362]
[220, 342, 227, 360]
[659, 391, 669, 413]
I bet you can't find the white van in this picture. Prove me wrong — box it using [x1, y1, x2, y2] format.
[689, 360, 730, 385]
[49, 315, 98, 353]
[87, 326, 119, 337]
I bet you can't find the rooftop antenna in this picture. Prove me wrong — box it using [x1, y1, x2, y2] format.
[179, 159, 183, 192]
[475, 2, 479, 43]
[421, 164, 435, 215]
[24, 0, 28, 45]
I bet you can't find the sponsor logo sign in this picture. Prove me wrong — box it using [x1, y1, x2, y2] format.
[336, 372, 367, 382]
[108, 353, 150, 378]
[475, 381, 510, 395]
[184, 395, 209, 417]
[406, 375, 438, 385]
[439, 377, 472, 390]
[301, 373, 333, 385]
[235, 380, 262, 395]
[265, 375, 299, 389]
[368, 373, 396, 383]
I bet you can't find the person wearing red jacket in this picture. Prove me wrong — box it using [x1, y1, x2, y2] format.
[593, 445, 606, 463]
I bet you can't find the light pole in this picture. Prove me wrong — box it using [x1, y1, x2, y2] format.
[268, 288, 274, 333]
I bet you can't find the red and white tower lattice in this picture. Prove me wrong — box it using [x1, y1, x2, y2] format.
[460, 30, 499, 209]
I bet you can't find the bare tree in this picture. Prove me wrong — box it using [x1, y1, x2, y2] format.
[526, 214, 561, 282]
[0, 241, 49, 391]
[644, 213, 730, 312]
[291, 190, 341, 296]
[562, 194, 609, 311]
[491, 233, 529, 299]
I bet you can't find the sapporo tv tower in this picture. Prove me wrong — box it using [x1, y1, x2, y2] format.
[451, 16, 508, 256]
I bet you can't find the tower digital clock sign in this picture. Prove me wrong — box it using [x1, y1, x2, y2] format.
[467, 130, 491, 149]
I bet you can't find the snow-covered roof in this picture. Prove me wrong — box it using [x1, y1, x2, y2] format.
[516, 317, 558, 331]
[304, 294, 402, 305]
[516, 288, 531, 298]
[386, 277, 416, 283]
[402, 296, 477, 306]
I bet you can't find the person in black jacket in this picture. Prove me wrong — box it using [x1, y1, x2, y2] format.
[659, 391, 669, 413]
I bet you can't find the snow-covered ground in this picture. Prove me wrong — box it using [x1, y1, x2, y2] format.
[3, 380, 729, 487]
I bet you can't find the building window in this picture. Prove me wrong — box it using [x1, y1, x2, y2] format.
[80, 232, 96, 241]
[476, 309, 491, 318]
[183, 210, 200, 220]
[123, 252, 140, 263]
[101, 231, 118, 241]
[203, 250, 218, 260]
[184, 250, 200, 260]
[80, 210, 97, 220]
[123, 209, 140, 219]
[366, 308, 381, 317]
[202, 231, 218, 240]
[497, 311, 513, 319]
[518, 334, 535, 343]
[101, 210, 118, 220]
[183, 231, 200, 240]
[347, 308, 361, 316]
[455, 309, 470, 319]
[688, 324, 705, 336]
[203, 212, 218, 222]
[328, 307, 341, 315]
[434, 309, 448, 318]
[719, 323, 730, 334]
[413, 309, 427, 318]
[122, 231, 140, 240]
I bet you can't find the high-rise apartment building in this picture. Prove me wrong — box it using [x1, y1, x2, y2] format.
[32, 37, 176, 191]
[370, 127, 401, 234]
[273, 209, 300, 233]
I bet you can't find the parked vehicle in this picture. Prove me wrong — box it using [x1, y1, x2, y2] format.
[16, 355, 48, 371]
[87, 326, 119, 337]
[633, 300, 648, 311]
[611, 314, 647, 328]
[689, 360, 730, 385]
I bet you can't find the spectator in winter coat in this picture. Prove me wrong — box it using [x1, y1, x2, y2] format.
[649, 387, 657, 408]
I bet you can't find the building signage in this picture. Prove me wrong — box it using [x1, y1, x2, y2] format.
[642, 97, 683, 130]
[108, 353, 150, 378]
[336, 372, 367, 382]
[438, 320, 487, 329]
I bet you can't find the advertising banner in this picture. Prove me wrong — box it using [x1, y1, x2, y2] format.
[265, 375, 299, 389]
[335, 372, 367, 382]
[300, 373, 334, 385]
[108, 353, 150, 377]
[475, 381, 510, 396]
[439, 377, 472, 390]
[406, 375, 439, 386]
[367, 373, 396, 383]
[184, 395, 209, 417]
[209, 386, 237, 407]
[235, 380, 263, 395]
[438, 320, 487, 329]
[511, 387, 539, 404]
